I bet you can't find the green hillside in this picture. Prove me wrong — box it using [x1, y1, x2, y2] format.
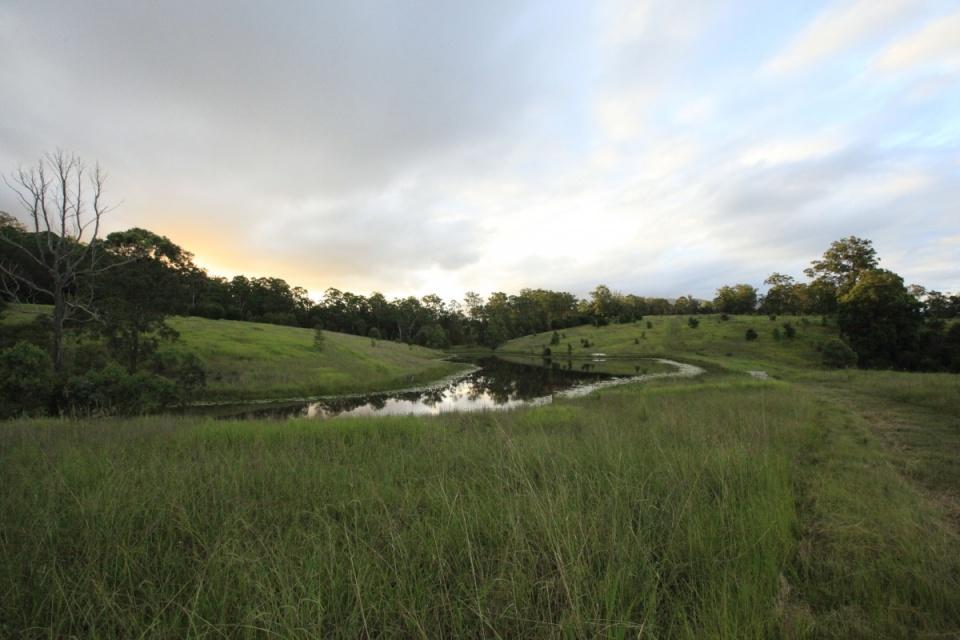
[167, 316, 465, 401]
[500, 314, 837, 376]
[0, 305, 465, 401]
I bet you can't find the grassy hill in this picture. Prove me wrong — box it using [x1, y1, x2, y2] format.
[166, 317, 466, 401]
[500, 314, 837, 376]
[0, 305, 465, 401]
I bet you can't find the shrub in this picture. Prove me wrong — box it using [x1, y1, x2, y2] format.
[646, 321, 653, 329]
[773, 328, 782, 340]
[782, 322, 797, 338]
[541, 346, 552, 357]
[148, 349, 206, 402]
[769, 314, 777, 321]
[821, 338, 858, 369]
[634, 337, 639, 344]
[0, 341, 54, 418]
[688, 317, 700, 329]
[65, 364, 177, 415]
[720, 314, 730, 321]
[550, 331, 561, 346]
[745, 328, 758, 341]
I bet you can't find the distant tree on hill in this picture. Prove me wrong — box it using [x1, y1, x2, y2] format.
[805, 236, 878, 295]
[761, 273, 803, 315]
[714, 284, 758, 314]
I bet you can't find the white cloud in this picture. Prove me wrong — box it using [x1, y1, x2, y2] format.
[737, 133, 849, 167]
[873, 10, 960, 73]
[765, 0, 921, 74]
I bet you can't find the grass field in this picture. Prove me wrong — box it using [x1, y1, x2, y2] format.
[2, 379, 959, 638]
[2, 311, 959, 637]
[0, 305, 466, 401]
[500, 314, 836, 376]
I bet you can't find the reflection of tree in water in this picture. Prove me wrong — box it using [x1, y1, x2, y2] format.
[221, 356, 639, 419]
[418, 388, 446, 407]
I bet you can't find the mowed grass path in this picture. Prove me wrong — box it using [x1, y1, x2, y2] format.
[166, 317, 465, 401]
[2, 380, 959, 638]
[500, 314, 836, 375]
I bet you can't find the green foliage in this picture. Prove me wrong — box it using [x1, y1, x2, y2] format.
[687, 317, 700, 329]
[782, 322, 796, 339]
[64, 364, 177, 415]
[714, 284, 758, 314]
[549, 330, 561, 346]
[820, 338, 858, 369]
[646, 320, 653, 329]
[805, 235, 879, 294]
[415, 324, 450, 349]
[745, 328, 758, 341]
[773, 327, 782, 340]
[0, 341, 54, 417]
[837, 269, 922, 368]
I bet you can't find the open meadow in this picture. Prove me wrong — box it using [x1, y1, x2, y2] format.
[2, 316, 959, 638]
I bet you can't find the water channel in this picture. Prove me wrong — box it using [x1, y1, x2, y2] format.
[196, 355, 703, 420]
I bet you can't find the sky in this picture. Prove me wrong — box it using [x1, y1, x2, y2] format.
[1, 0, 958, 301]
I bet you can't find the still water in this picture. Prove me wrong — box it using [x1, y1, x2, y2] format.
[201, 356, 696, 420]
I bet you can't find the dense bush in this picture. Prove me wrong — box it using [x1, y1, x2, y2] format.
[65, 364, 176, 415]
[0, 341, 55, 418]
[687, 317, 700, 329]
[745, 328, 758, 341]
[821, 338, 858, 369]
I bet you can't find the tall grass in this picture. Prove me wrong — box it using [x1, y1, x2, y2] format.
[3, 382, 958, 638]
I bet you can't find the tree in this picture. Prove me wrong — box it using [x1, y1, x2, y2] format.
[761, 273, 801, 315]
[836, 269, 922, 368]
[0, 152, 120, 374]
[714, 284, 758, 314]
[805, 236, 878, 295]
[97, 228, 196, 372]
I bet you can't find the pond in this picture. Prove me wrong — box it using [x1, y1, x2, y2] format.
[194, 356, 703, 420]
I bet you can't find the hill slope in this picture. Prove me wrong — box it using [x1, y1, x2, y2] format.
[169, 317, 464, 401]
[1, 306, 465, 401]
[499, 314, 837, 375]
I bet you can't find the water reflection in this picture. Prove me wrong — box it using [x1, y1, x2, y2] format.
[211, 357, 664, 420]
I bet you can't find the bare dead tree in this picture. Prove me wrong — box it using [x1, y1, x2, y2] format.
[0, 151, 121, 373]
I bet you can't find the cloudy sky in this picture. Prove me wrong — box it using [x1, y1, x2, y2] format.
[1, 0, 958, 300]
